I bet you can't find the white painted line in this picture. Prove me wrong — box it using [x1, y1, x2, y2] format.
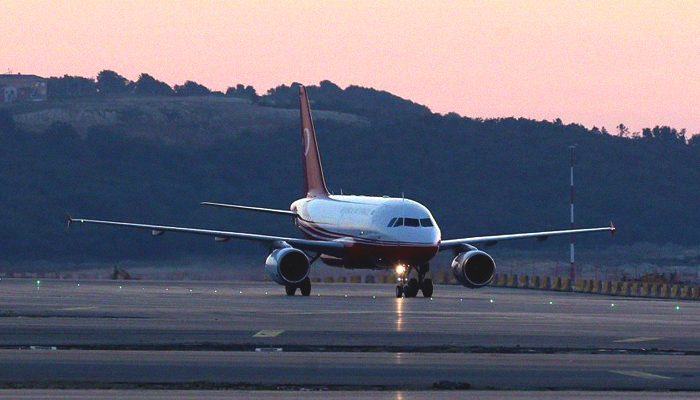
[610, 370, 673, 380]
[253, 330, 284, 338]
[613, 337, 661, 343]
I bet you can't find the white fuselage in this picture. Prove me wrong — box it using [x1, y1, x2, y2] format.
[290, 195, 441, 269]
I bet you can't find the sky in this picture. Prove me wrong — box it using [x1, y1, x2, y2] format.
[3, 1, 699, 134]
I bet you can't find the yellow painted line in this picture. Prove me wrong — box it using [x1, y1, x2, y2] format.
[253, 330, 284, 338]
[610, 370, 673, 380]
[613, 337, 661, 343]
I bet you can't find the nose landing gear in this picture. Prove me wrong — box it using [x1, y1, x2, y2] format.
[395, 264, 433, 298]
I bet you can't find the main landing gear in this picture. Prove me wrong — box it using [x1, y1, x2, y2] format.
[395, 264, 433, 298]
[285, 277, 312, 296]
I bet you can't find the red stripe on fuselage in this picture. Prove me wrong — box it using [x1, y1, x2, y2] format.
[296, 219, 439, 269]
[341, 241, 439, 270]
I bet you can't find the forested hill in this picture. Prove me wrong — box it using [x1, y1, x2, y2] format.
[1, 78, 699, 266]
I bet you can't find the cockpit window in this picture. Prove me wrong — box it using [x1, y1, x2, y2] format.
[404, 218, 420, 227]
[388, 217, 433, 228]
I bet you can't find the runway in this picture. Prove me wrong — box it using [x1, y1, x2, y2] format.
[1, 278, 699, 397]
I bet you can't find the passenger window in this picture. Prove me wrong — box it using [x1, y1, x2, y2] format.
[420, 218, 433, 227]
[394, 218, 404, 227]
[405, 218, 420, 227]
[387, 217, 397, 227]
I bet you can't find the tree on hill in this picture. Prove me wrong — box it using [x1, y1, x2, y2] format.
[225, 84, 258, 101]
[134, 73, 174, 96]
[259, 82, 302, 108]
[642, 126, 686, 144]
[47, 75, 97, 98]
[174, 80, 211, 96]
[260, 81, 431, 119]
[96, 70, 131, 95]
[42, 121, 80, 147]
[0, 108, 15, 133]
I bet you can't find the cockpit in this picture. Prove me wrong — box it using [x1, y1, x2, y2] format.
[387, 217, 434, 228]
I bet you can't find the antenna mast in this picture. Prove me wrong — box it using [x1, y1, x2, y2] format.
[569, 145, 576, 282]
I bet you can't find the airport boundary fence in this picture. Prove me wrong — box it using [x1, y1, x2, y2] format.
[311, 272, 700, 301]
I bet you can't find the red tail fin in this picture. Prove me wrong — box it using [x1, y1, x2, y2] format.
[299, 86, 330, 198]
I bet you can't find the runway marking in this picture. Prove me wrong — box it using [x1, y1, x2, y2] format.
[610, 370, 673, 380]
[61, 306, 98, 311]
[613, 337, 661, 343]
[253, 330, 284, 338]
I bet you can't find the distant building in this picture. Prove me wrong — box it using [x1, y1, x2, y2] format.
[0, 74, 47, 103]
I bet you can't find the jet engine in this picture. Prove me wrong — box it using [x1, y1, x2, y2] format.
[451, 250, 496, 288]
[265, 246, 310, 285]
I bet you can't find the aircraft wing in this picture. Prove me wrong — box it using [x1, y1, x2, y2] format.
[439, 223, 615, 251]
[67, 215, 346, 257]
[200, 202, 305, 220]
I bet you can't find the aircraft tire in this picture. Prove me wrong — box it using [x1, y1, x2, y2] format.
[299, 277, 311, 296]
[421, 278, 433, 298]
[395, 285, 403, 298]
[407, 278, 419, 297]
[285, 285, 297, 296]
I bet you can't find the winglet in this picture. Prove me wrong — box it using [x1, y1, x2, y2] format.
[610, 221, 616, 236]
[66, 213, 74, 229]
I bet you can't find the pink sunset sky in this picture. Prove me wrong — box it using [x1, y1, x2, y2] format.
[3, 1, 699, 134]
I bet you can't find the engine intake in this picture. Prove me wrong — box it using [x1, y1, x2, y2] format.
[265, 247, 310, 285]
[451, 250, 496, 288]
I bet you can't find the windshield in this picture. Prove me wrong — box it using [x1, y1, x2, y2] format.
[388, 217, 433, 228]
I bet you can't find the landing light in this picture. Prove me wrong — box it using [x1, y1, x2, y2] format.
[395, 265, 406, 275]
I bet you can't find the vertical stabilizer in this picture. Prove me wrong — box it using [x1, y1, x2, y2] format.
[299, 86, 330, 198]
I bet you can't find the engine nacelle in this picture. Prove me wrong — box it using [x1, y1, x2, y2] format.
[265, 247, 310, 285]
[451, 250, 496, 288]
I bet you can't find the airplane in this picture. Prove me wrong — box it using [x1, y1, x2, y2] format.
[68, 85, 615, 298]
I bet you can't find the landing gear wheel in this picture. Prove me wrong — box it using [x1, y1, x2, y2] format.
[395, 285, 403, 298]
[406, 278, 419, 298]
[285, 285, 297, 296]
[421, 278, 433, 298]
[299, 277, 311, 296]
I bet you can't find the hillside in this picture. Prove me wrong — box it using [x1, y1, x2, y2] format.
[12, 95, 368, 143]
[1, 82, 699, 270]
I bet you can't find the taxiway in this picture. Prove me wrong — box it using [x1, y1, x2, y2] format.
[0, 278, 699, 396]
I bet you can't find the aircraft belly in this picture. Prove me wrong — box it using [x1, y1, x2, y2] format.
[319, 242, 438, 270]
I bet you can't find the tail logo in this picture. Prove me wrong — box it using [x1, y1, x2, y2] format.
[303, 128, 311, 156]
